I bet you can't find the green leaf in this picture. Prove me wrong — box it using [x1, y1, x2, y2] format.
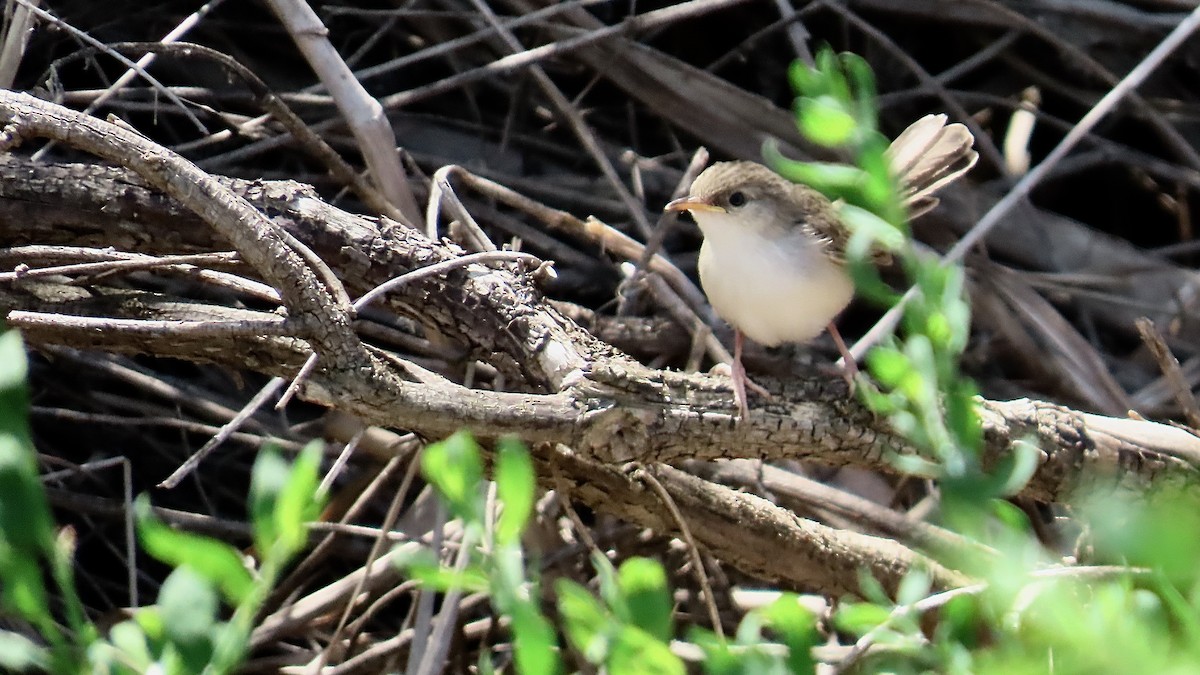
[760, 595, 818, 674]
[135, 495, 253, 604]
[857, 145, 901, 216]
[896, 569, 931, 607]
[495, 437, 535, 545]
[249, 449, 289, 555]
[840, 52, 879, 129]
[107, 620, 153, 671]
[0, 432, 54, 559]
[787, 59, 818, 98]
[688, 628, 738, 674]
[769, 156, 866, 197]
[477, 649, 497, 675]
[847, 256, 899, 308]
[272, 440, 325, 557]
[992, 438, 1041, 497]
[842, 203, 905, 251]
[0, 630, 48, 671]
[797, 96, 856, 147]
[396, 549, 489, 593]
[133, 605, 167, 646]
[589, 549, 623, 619]
[855, 375, 900, 415]
[833, 602, 892, 636]
[159, 566, 217, 670]
[0, 543, 52, 629]
[0, 332, 34, 456]
[900, 336, 937, 406]
[618, 557, 673, 642]
[421, 431, 484, 524]
[0, 330, 28, 391]
[557, 578, 612, 663]
[510, 601, 561, 675]
[855, 570, 890, 605]
[945, 380, 983, 453]
[733, 607, 765, 646]
[820, 50, 852, 106]
[609, 625, 685, 675]
[489, 540, 529, 603]
[866, 346, 910, 389]
[987, 498, 1031, 533]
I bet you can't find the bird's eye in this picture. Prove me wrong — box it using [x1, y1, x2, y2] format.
[727, 191, 746, 207]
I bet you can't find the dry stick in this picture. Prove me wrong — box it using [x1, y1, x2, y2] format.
[355, 251, 542, 314]
[321, 450, 425, 669]
[319, 429, 364, 494]
[345, 0, 609, 85]
[818, 0, 1006, 174]
[268, 453, 408, 610]
[1135, 317, 1200, 429]
[407, 499, 444, 672]
[428, 168, 498, 250]
[78, 0, 226, 117]
[703, 5, 821, 75]
[771, 0, 815, 66]
[465, 0, 658, 240]
[103, 41, 412, 226]
[158, 378, 286, 489]
[0, 0, 39, 89]
[931, 30, 1021, 87]
[428, 165, 708, 314]
[0, 91, 368, 373]
[0, 250, 239, 281]
[847, 6, 1200, 363]
[45, 347, 275, 434]
[703, 459, 992, 562]
[476, 160, 695, 337]
[637, 465, 725, 639]
[263, 0, 421, 226]
[1132, 357, 1200, 414]
[179, 0, 607, 155]
[5, 312, 296, 338]
[341, 581, 422, 655]
[966, 0, 1200, 173]
[41, 456, 138, 608]
[12, 0, 205, 143]
[413, 510, 470, 675]
[196, 0, 750, 169]
[250, 540, 427, 647]
[0, 245, 280, 302]
[625, 148, 731, 366]
[384, 0, 752, 115]
[550, 462, 604, 556]
[33, 407, 303, 451]
[277, 250, 541, 409]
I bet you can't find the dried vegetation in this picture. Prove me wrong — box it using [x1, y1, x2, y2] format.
[3, 0, 1200, 670]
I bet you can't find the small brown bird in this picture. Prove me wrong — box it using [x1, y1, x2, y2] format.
[665, 114, 978, 418]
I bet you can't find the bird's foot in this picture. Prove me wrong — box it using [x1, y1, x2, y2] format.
[816, 360, 858, 394]
[718, 359, 770, 419]
[827, 322, 859, 394]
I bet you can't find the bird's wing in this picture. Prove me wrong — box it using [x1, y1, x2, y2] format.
[793, 186, 892, 266]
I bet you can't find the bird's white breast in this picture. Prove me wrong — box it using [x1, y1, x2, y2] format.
[696, 212, 854, 347]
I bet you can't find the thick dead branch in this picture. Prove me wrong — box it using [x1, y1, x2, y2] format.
[1, 154, 1196, 508]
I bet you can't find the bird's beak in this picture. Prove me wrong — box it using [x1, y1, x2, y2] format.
[664, 196, 725, 214]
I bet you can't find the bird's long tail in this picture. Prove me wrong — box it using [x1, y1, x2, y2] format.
[885, 114, 978, 218]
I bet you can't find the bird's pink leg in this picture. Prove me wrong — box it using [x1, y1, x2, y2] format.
[827, 322, 858, 386]
[730, 329, 771, 419]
